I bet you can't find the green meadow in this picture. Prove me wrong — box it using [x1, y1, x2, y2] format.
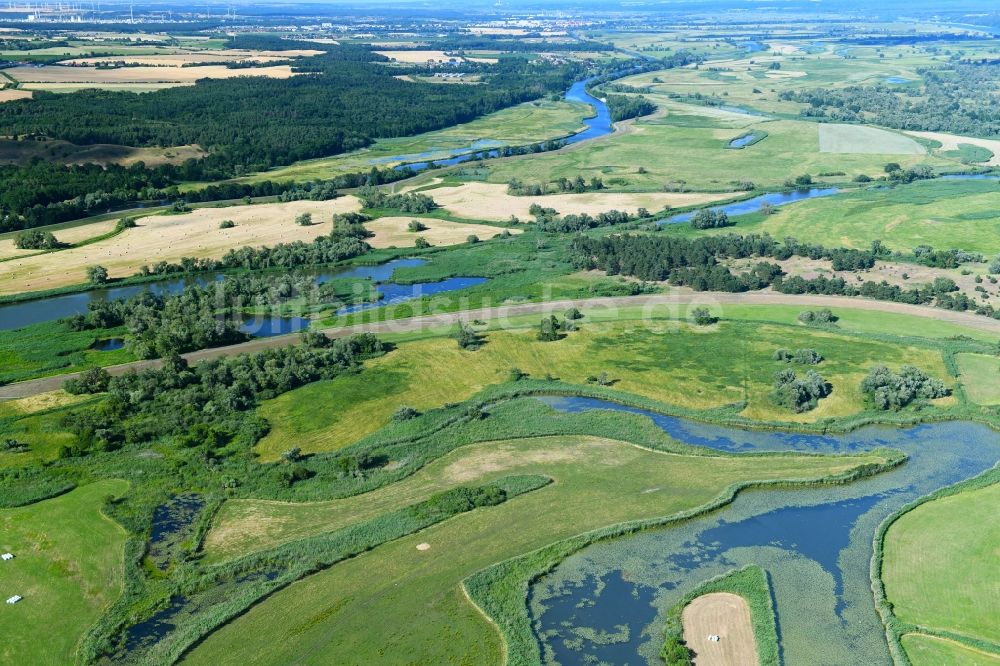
[883, 481, 1000, 649]
[0, 480, 128, 665]
[185, 429, 886, 665]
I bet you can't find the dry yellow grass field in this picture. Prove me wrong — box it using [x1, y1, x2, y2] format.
[903, 130, 1000, 166]
[429, 182, 736, 221]
[0, 197, 361, 295]
[364, 216, 520, 248]
[60, 49, 323, 67]
[682, 592, 759, 666]
[0, 89, 31, 103]
[0, 218, 118, 260]
[6, 64, 298, 85]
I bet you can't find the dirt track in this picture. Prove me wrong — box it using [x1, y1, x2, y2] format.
[4, 291, 999, 400]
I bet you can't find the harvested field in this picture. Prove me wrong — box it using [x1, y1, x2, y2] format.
[682, 592, 759, 666]
[6, 64, 297, 86]
[0, 218, 118, 260]
[0, 89, 31, 103]
[0, 197, 361, 295]
[429, 182, 736, 221]
[818, 124, 925, 155]
[60, 49, 322, 66]
[364, 216, 519, 248]
[904, 130, 1000, 166]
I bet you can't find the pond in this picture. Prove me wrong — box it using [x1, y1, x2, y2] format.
[91, 338, 125, 351]
[885, 76, 911, 84]
[528, 396, 1000, 665]
[660, 187, 841, 224]
[0, 258, 486, 333]
[727, 133, 761, 149]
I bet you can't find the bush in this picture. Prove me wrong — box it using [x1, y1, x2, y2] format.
[466, 234, 480, 244]
[454, 322, 482, 350]
[798, 308, 837, 324]
[219, 220, 235, 229]
[392, 405, 419, 421]
[690, 209, 732, 229]
[14, 229, 61, 249]
[414, 237, 431, 249]
[774, 348, 823, 364]
[691, 307, 717, 326]
[860, 365, 949, 410]
[64, 367, 112, 394]
[295, 212, 313, 227]
[86, 265, 109, 285]
[407, 219, 428, 232]
[770, 368, 830, 412]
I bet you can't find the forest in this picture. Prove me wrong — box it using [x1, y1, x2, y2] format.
[780, 62, 1000, 137]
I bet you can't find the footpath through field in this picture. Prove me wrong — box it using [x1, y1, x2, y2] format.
[4, 291, 1000, 399]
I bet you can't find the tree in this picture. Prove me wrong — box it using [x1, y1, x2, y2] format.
[392, 405, 419, 421]
[508, 367, 527, 381]
[414, 237, 431, 249]
[14, 229, 61, 249]
[690, 209, 732, 229]
[295, 212, 313, 226]
[565, 307, 583, 320]
[281, 447, 302, 462]
[454, 322, 482, 350]
[538, 315, 561, 341]
[466, 234, 480, 244]
[86, 265, 109, 285]
[219, 220, 235, 229]
[691, 307, 717, 325]
[407, 219, 428, 232]
[760, 202, 776, 216]
[64, 367, 112, 394]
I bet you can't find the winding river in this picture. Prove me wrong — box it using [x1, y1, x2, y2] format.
[529, 396, 1000, 665]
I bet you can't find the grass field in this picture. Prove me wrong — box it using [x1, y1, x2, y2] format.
[0, 480, 129, 665]
[681, 178, 1000, 253]
[901, 635, 1000, 666]
[364, 216, 519, 248]
[883, 482, 1000, 647]
[184, 434, 886, 665]
[0, 197, 361, 295]
[254, 317, 951, 459]
[232, 97, 591, 185]
[955, 353, 1000, 405]
[0, 218, 118, 260]
[427, 181, 736, 220]
[818, 124, 925, 155]
[905, 131, 1000, 166]
[0, 88, 32, 103]
[484, 118, 946, 192]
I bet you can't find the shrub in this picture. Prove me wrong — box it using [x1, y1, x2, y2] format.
[14, 229, 61, 249]
[691, 307, 717, 325]
[798, 308, 837, 324]
[392, 405, 419, 421]
[690, 209, 732, 229]
[770, 368, 830, 412]
[466, 234, 480, 244]
[407, 219, 428, 232]
[414, 237, 431, 249]
[860, 365, 949, 410]
[219, 220, 235, 229]
[295, 212, 313, 227]
[64, 367, 112, 395]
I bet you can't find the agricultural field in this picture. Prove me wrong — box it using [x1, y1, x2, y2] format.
[883, 481, 1000, 649]
[0, 197, 361, 295]
[0, 480, 129, 665]
[7, 64, 299, 88]
[427, 181, 736, 220]
[363, 216, 519, 248]
[680, 177, 1000, 253]
[955, 353, 1000, 405]
[681, 593, 757, 665]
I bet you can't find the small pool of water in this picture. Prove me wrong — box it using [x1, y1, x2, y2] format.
[885, 76, 911, 84]
[91, 338, 125, 351]
[941, 173, 1000, 181]
[727, 133, 760, 148]
[238, 316, 311, 337]
[660, 187, 841, 224]
[336, 276, 488, 315]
